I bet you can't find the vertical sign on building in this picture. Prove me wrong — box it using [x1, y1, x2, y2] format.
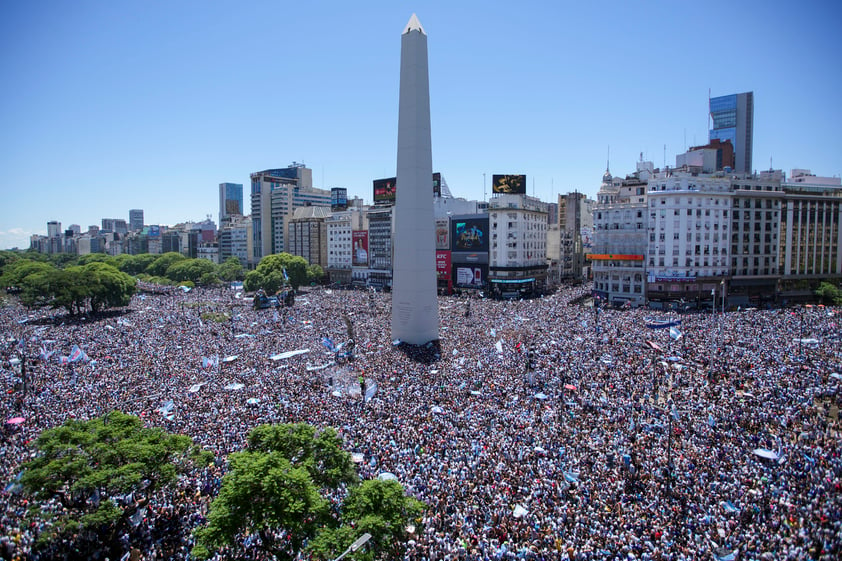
[352, 231, 368, 266]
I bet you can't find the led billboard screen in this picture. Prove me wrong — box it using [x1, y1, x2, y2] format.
[373, 173, 443, 203]
[451, 217, 489, 252]
[492, 174, 527, 194]
[373, 177, 397, 203]
[453, 264, 487, 288]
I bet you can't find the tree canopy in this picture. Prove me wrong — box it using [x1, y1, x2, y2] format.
[192, 423, 423, 561]
[19, 411, 211, 558]
[244, 253, 309, 292]
[815, 281, 842, 305]
[0, 259, 136, 314]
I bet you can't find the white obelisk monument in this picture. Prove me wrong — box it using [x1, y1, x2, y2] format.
[391, 13, 439, 345]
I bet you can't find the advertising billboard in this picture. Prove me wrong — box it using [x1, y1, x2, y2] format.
[492, 174, 527, 194]
[453, 264, 487, 288]
[373, 173, 443, 203]
[331, 187, 348, 211]
[435, 219, 450, 250]
[373, 177, 397, 203]
[451, 217, 489, 252]
[436, 250, 451, 281]
[352, 231, 368, 266]
[148, 225, 160, 238]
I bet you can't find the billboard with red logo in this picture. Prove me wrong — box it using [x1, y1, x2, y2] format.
[436, 250, 451, 281]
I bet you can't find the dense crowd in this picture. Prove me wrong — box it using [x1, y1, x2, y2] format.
[0, 283, 840, 560]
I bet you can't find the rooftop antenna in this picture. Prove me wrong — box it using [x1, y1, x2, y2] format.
[482, 173, 486, 202]
[607, 145, 610, 173]
[663, 144, 667, 169]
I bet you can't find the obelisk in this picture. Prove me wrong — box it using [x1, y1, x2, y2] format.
[391, 13, 439, 345]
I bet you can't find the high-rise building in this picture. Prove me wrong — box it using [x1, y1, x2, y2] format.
[287, 206, 330, 269]
[101, 218, 128, 235]
[391, 14, 439, 345]
[47, 221, 61, 238]
[709, 91, 753, 174]
[129, 209, 144, 232]
[250, 163, 331, 265]
[219, 183, 244, 223]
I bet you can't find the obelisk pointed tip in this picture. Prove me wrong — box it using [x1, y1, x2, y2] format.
[403, 13, 425, 35]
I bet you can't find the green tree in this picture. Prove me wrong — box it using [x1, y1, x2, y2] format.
[20, 411, 212, 558]
[0, 260, 57, 309]
[193, 423, 422, 561]
[247, 253, 309, 292]
[49, 252, 79, 268]
[307, 264, 325, 285]
[146, 252, 186, 277]
[80, 262, 137, 312]
[193, 423, 355, 560]
[116, 253, 157, 275]
[816, 281, 842, 305]
[307, 479, 424, 561]
[76, 253, 111, 266]
[165, 258, 216, 284]
[218, 256, 244, 282]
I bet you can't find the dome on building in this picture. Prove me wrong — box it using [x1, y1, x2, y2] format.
[602, 169, 613, 184]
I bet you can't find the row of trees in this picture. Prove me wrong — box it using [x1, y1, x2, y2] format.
[2, 249, 327, 294]
[0, 250, 246, 288]
[1, 259, 136, 315]
[18, 415, 422, 560]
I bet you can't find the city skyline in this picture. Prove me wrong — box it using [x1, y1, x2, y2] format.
[2, 0, 841, 250]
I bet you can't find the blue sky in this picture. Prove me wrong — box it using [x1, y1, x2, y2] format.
[1, 0, 840, 250]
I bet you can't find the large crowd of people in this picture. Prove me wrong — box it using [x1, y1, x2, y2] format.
[0, 283, 840, 560]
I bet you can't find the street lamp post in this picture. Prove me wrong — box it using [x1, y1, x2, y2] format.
[333, 532, 371, 561]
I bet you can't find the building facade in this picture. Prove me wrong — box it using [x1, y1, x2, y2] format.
[287, 206, 330, 269]
[728, 170, 784, 305]
[780, 170, 842, 299]
[367, 206, 393, 289]
[326, 208, 365, 286]
[645, 172, 732, 307]
[591, 173, 649, 307]
[488, 194, 548, 297]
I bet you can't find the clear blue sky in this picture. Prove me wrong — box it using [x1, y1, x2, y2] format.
[1, 0, 840, 250]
